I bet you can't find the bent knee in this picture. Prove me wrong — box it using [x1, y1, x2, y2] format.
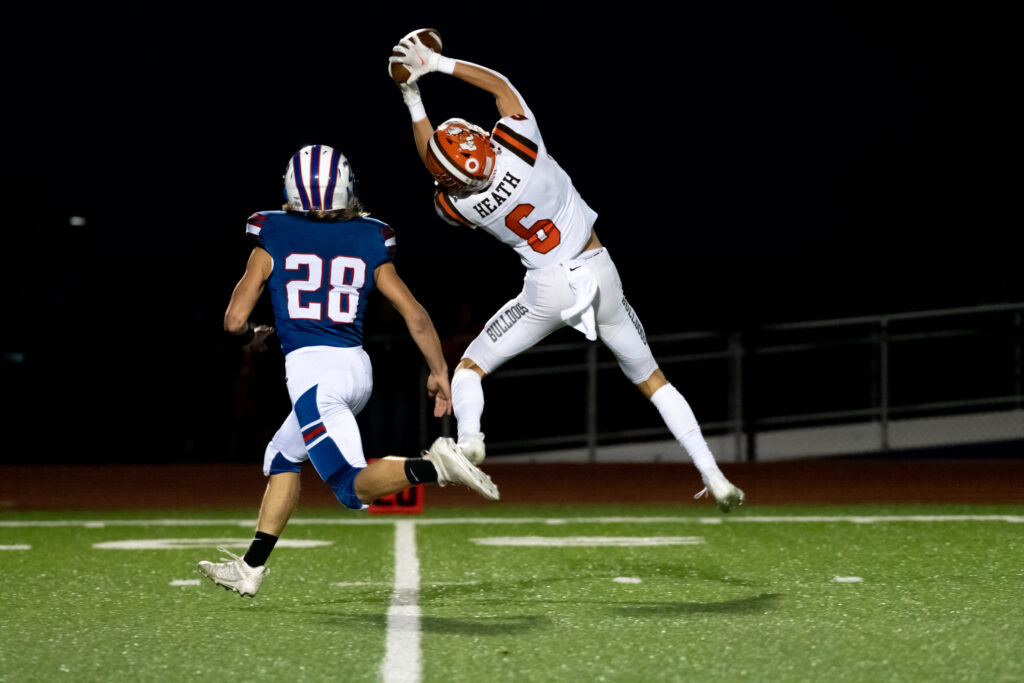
[326, 464, 366, 510]
[455, 357, 487, 378]
[636, 368, 668, 400]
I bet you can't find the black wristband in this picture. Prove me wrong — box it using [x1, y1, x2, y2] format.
[231, 323, 255, 347]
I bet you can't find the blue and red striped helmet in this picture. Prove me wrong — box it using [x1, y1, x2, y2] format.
[283, 145, 354, 211]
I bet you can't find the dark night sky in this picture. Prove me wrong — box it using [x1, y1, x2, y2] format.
[1, 3, 1017, 460]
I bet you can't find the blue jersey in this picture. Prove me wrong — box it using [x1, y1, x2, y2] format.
[245, 210, 396, 354]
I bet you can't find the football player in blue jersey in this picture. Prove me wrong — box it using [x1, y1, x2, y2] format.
[198, 145, 498, 597]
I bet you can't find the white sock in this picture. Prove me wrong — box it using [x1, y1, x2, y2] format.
[451, 368, 484, 442]
[650, 384, 724, 482]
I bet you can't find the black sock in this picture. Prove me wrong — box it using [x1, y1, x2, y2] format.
[243, 531, 278, 568]
[404, 458, 439, 484]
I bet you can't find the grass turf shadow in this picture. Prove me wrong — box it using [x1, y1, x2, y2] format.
[611, 592, 782, 617]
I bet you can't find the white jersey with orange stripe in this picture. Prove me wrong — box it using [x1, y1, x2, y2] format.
[432, 110, 597, 270]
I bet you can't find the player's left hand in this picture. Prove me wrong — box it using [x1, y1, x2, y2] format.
[389, 36, 440, 84]
[398, 81, 422, 106]
[426, 371, 452, 417]
[243, 324, 275, 353]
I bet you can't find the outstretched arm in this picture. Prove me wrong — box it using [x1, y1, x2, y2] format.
[449, 61, 526, 119]
[401, 83, 433, 167]
[390, 36, 529, 165]
[374, 262, 452, 417]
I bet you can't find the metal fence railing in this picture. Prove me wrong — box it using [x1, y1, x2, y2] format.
[393, 302, 1024, 462]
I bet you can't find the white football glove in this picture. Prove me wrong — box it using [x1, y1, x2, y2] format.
[397, 81, 426, 121]
[398, 81, 422, 107]
[388, 36, 441, 84]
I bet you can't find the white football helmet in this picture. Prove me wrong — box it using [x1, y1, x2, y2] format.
[283, 145, 354, 211]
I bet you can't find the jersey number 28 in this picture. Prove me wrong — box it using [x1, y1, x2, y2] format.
[285, 254, 366, 324]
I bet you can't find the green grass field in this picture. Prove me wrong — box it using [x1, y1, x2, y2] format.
[2, 504, 1022, 682]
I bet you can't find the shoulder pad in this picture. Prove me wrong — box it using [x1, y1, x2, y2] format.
[433, 190, 475, 228]
[245, 212, 268, 246]
[379, 222, 397, 259]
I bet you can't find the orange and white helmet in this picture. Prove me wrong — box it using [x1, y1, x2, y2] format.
[426, 118, 495, 197]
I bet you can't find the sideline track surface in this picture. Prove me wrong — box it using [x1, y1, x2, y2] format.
[2, 455, 1024, 511]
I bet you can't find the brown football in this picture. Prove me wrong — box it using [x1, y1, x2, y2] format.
[390, 28, 443, 84]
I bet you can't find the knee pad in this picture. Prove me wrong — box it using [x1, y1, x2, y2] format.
[265, 450, 304, 476]
[263, 441, 305, 476]
[325, 463, 365, 510]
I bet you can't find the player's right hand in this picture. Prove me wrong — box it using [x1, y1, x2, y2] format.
[243, 324, 275, 354]
[389, 36, 440, 84]
[426, 370, 452, 417]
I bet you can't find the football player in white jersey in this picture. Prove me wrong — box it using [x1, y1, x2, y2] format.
[389, 37, 745, 511]
[197, 145, 498, 598]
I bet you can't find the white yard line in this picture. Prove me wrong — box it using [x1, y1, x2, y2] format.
[472, 536, 705, 546]
[2, 514, 1022, 528]
[381, 520, 421, 683]
[92, 538, 332, 550]
[727, 515, 1024, 523]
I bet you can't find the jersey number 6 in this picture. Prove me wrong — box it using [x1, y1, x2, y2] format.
[285, 254, 367, 324]
[505, 204, 561, 254]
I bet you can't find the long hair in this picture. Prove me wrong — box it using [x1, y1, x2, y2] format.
[282, 196, 369, 222]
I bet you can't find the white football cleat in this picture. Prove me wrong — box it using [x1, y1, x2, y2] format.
[197, 547, 268, 597]
[424, 437, 499, 500]
[695, 472, 746, 513]
[457, 432, 486, 465]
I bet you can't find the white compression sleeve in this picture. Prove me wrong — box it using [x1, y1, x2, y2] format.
[436, 55, 456, 74]
[650, 384, 724, 481]
[451, 368, 484, 440]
